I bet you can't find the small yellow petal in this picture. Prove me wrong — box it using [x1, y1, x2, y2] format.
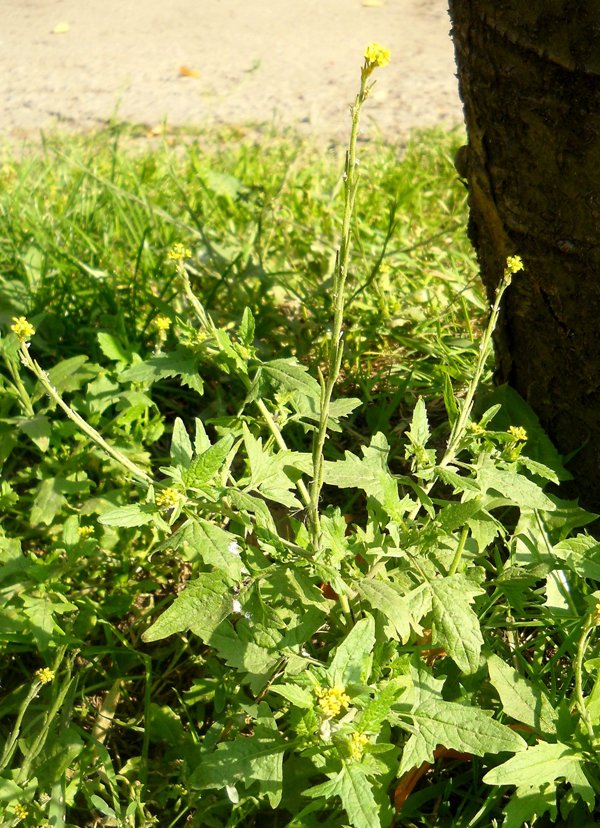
[35, 667, 55, 684]
[364, 42, 391, 68]
[10, 316, 36, 342]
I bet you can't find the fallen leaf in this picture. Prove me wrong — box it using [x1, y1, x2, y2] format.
[178, 66, 200, 78]
[52, 22, 70, 34]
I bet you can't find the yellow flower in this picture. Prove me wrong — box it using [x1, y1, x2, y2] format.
[79, 525, 95, 539]
[508, 425, 527, 442]
[154, 315, 171, 332]
[349, 731, 369, 760]
[155, 487, 182, 510]
[10, 316, 36, 343]
[167, 243, 192, 262]
[35, 667, 55, 684]
[364, 42, 391, 69]
[505, 255, 524, 275]
[13, 803, 29, 820]
[316, 685, 351, 718]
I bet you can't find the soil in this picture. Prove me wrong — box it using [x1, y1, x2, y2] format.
[0, 0, 463, 142]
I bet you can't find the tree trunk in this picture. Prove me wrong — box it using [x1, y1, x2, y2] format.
[448, 0, 600, 509]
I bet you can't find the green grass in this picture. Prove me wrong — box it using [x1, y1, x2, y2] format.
[1, 123, 598, 828]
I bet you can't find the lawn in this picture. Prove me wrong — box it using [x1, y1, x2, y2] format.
[1, 93, 599, 827]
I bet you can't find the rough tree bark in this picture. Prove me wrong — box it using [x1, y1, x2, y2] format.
[448, 1, 600, 509]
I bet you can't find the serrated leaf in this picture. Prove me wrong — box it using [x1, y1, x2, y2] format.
[483, 741, 591, 808]
[306, 763, 379, 828]
[488, 654, 558, 735]
[358, 580, 411, 642]
[328, 397, 362, 420]
[239, 307, 255, 345]
[227, 488, 276, 531]
[97, 332, 131, 363]
[242, 424, 309, 508]
[436, 498, 483, 532]
[261, 358, 321, 397]
[22, 593, 75, 651]
[358, 678, 410, 734]
[467, 513, 503, 552]
[170, 417, 193, 469]
[407, 397, 430, 448]
[502, 784, 557, 828]
[338, 763, 380, 828]
[478, 463, 556, 511]
[18, 415, 51, 452]
[45, 355, 90, 394]
[194, 418, 211, 454]
[121, 348, 204, 395]
[399, 698, 526, 775]
[518, 456, 560, 485]
[189, 702, 283, 807]
[407, 660, 445, 706]
[98, 503, 158, 528]
[142, 571, 232, 642]
[552, 534, 600, 580]
[323, 433, 406, 521]
[30, 477, 67, 526]
[329, 615, 375, 686]
[167, 518, 243, 579]
[435, 465, 481, 493]
[430, 574, 484, 674]
[269, 684, 313, 708]
[184, 434, 235, 488]
[208, 621, 279, 682]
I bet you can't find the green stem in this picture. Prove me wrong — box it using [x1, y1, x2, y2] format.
[308, 70, 372, 553]
[179, 266, 312, 509]
[1, 646, 69, 776]
[3, 354, 35, 416]
[444, 271, 512, 465]
[448, 524, 469, 576]
[18, 344, 153, 486]
[574, 613, 598, 746]
[0, 681, 41, 773]
[407, 270, 512, 522]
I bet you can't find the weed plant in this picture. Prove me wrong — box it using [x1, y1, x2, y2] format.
[1, 45, 600, 828]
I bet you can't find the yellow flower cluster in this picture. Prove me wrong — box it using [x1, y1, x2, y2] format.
[13, 803, 29, 820]
[155, 487, 182, 510]
[364, 42, 391, 69]
[507, 425, 527, 442]
[35, 667, 55, 684]
[167, 243, 192, 262]
[505, 255, 524, 275]
[316, 685, 350, 718]
[79, 525, 95, 539]
[154, 315, 172, 332]
[348, 731, 369, 760]
[10, 316, 36, 343]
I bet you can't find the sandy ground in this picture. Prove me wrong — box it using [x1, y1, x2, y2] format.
[0, 0, 463, 141]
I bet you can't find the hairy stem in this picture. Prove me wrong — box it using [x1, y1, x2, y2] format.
[308, 68, 373, 553]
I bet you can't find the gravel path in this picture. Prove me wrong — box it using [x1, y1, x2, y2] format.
[1, 0, 462, 141]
